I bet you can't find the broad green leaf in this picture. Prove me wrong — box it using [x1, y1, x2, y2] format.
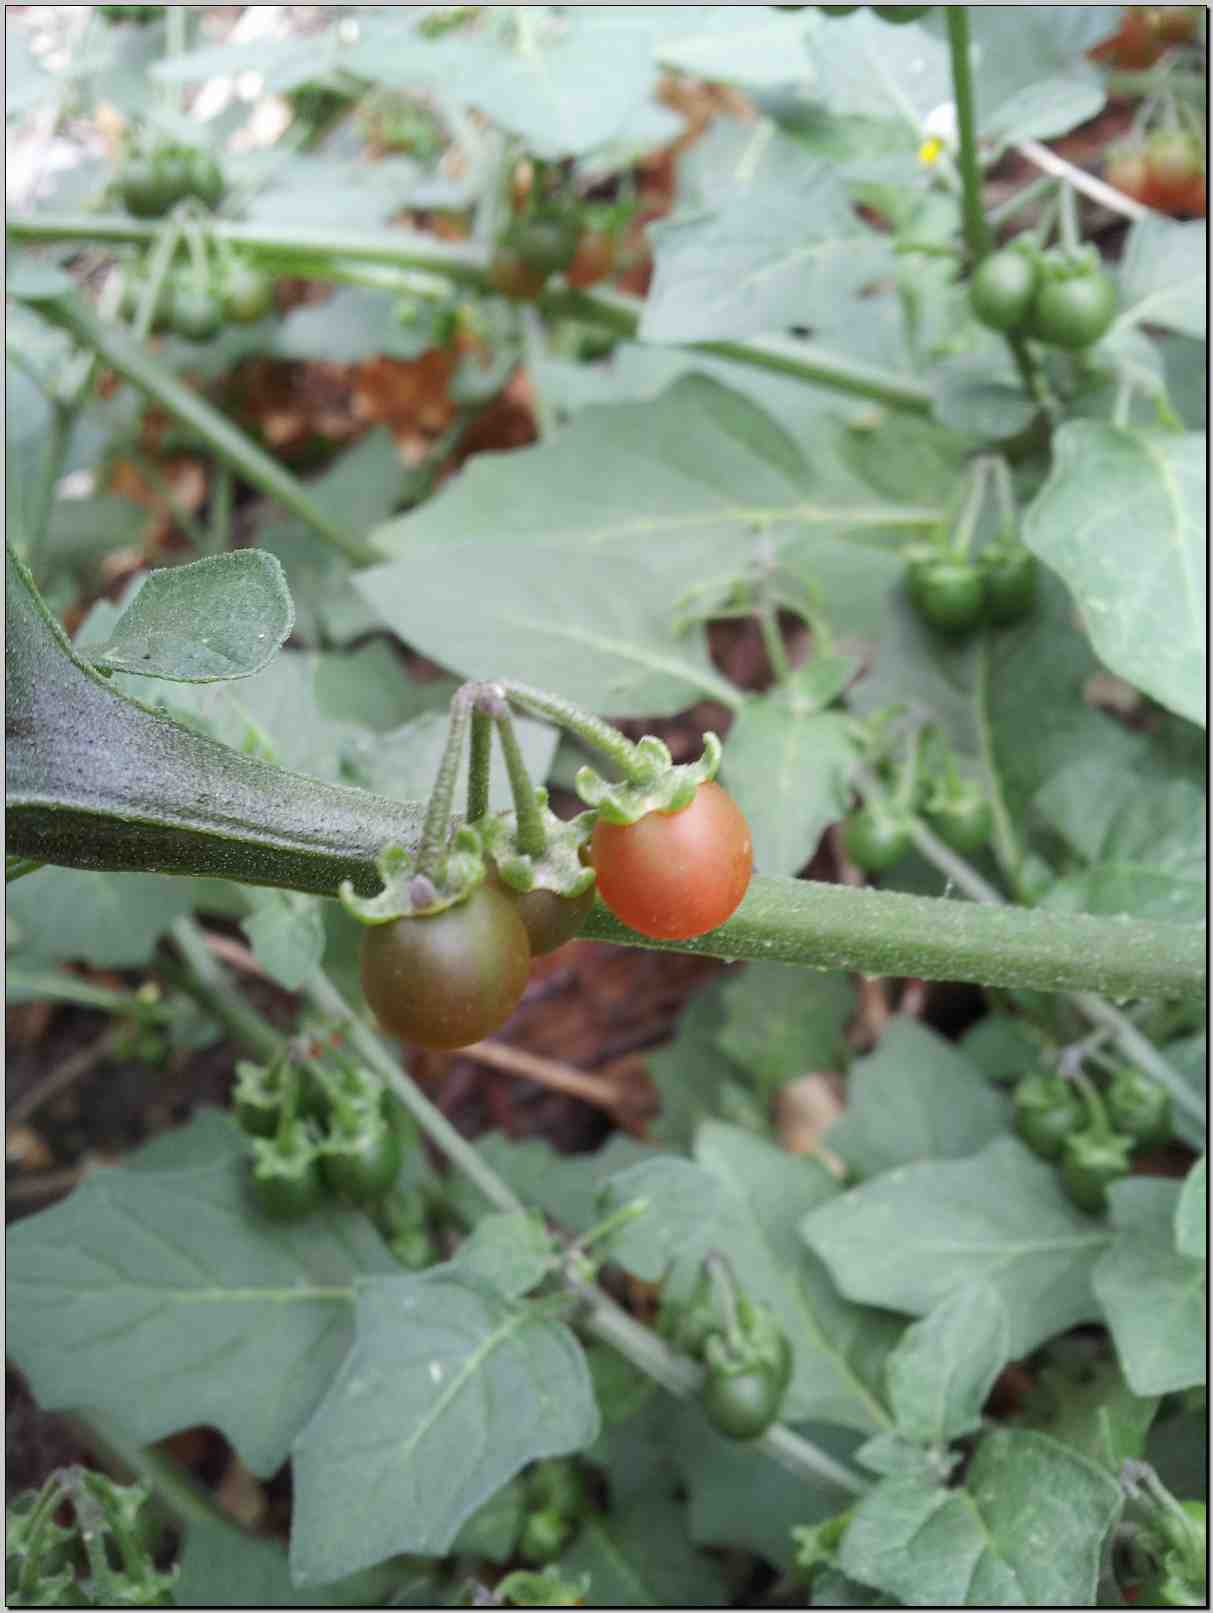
[128, 1107, 243, 1173]
[855, 1433, 943, 1479]
[5, 864, 196, 969]
[802, 1137, 1110, 1358]
[827, 1018, 1008, 1180]
[344, 9, 661, 160]
[240, 890, 326, 991]
[838, 1429, 1122, 1606]
[1034, 728, 1207, 923]
[645, 983, 742, 1150]
[605, 1124, 897, 1432]
[1094, 1179, 1207, 1396]
[958, 1015, 1044, 1084]
[722, 693, 859, 877]
[273, 286, 440, 365]
[242, 156, 437, 229]
[886, 1282, 1010, 1447]
[1176, 1156, 1207, 1262]
[642, 162, 895, 345]
[1117, 216, 1207, 340]
[357, 378, 941, 715]
[560, 1494, 728, 1607]
[1018, 1357, 1158, 1476]
[261, 429, 419, 648]
[1024, 423, 1206, 727]
[312, 641, 451, 733]
[672, 1404, 862, 1570]
[654, 10, 816, 87]
[449, 1210, 554, 1299]
[962, 5, 1114, 139]
[176, 1517, 408, 1609]
[87, 551, 293, 683]
[929, 350, 1036, 442]
[6, 1123, 396, 1477]
[717, 963, 854, 1093]
[450, 1480, 527, 1564]
[289, 1271, 599, 1579]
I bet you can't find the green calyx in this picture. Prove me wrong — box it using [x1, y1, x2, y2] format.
[480, 791, 597, 899]
[576, 732, 723, 825]
[339, 828, 487, 924]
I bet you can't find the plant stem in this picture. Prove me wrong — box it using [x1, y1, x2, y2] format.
[490, 699, 547, 858]
[33, 293, 377, 565]
[416, 684, 474, 881]
[70, 1411, 231, 1530]
[1016, 136, 1149, 222]
[501, 682, 645, 780]
[858, 771, 1206, 1132]
[466, 707, 493, 826]
[169, 916, 281, 1060]
[166, 916, 868, 1497]
[1072, 993, 1206, 1131]
[987, 174, 1057, 229]
[302, 968, 522, 1216]
[946, 8, 992, 262]
[8, 215, 934, 416]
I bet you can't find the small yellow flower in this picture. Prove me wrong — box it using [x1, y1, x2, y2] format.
[918, 136, 944, 166]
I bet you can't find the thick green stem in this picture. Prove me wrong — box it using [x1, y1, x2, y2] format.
[946, 8, 992, 262]
[32, 293, 377, 564]
[8, 215, 934, 415]
[581, 876, 1203, 1001]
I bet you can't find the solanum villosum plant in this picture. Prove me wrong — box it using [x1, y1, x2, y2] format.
[5, 5, 1206, 1609]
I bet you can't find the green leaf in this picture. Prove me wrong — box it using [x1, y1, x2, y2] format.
[641, 162, 895, 345]
[6, 1119, 396, 1477]
[273, 286, 441, 364]
[721, 693, 859, 877]
[1094, 1179, 1207, 1396]
[1117, 216, 1207, 340]
[838, 1429, 1122, 1606]
[449, 1210, 555, 1299]
[357, 377, 939, 716]
[826, 1018, 1009, 1180]
[885, 1282, 1010, 1447]
[85, 551, 293, 683]
[289, 1271, 599, 1580]
[559, 1494, 728, 1607]
[802, 1137, 1110, 1358]
[605, 1123, 896, 1432]
[672, 1404, 861, 1570]
[240, 890, 326, 991]
[717, 963, 854, 1093]
[929, 350, 1036, 442]
[176, 1517, 408, 1609]
[855, 1432, 944, 1479]
[1024, 423, 1206, 727]
[654, 10, 816, 88]
[645, 983, 741, 1150]
[345, 9, 662, 160]
[1175, 1156, 1207, 1262]
[450, 1478, 527, 1564]
[5, 864, 196, 969]
[1018, 1357, 1158, 1475]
